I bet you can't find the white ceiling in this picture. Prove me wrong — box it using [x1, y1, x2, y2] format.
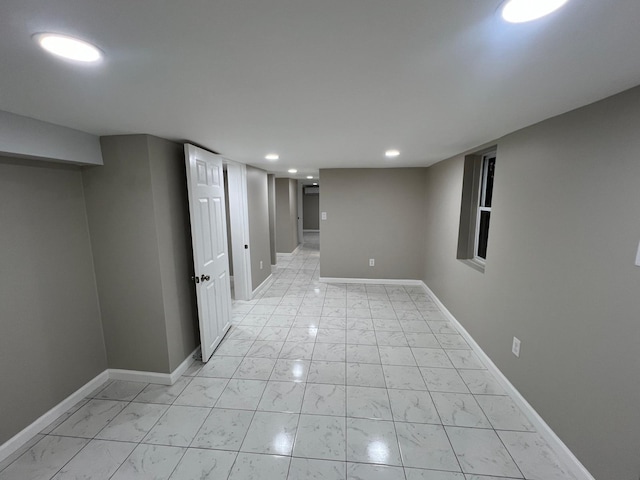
[1, 1, 640, 178]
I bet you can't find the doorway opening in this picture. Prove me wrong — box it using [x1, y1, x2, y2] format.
[301, 182, 320, 251]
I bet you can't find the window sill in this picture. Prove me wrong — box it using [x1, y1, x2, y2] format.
[458, 258, 485, 274]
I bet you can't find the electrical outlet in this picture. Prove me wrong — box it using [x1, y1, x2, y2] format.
[321, 211, 327, 220]
[369, 258, 375, 267]
[260, 260, 263, 270]
[512, 337, 521, 357]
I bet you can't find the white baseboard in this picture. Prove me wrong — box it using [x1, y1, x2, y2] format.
[252, 273, 274, 299]
[109, 346, 200, 386]
[277, 244, 301, 256]
[319, 277, 425, 286]
[0, 370, 109, 463]
[303, 229, 320, 233]
[420, 281, 595, 480]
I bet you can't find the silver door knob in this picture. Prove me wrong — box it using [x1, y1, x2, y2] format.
[200, 274, 211, 282]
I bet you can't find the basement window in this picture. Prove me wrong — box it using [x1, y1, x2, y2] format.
[457, 147, 497, 272]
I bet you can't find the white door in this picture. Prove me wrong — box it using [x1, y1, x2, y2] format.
[185, 144, 232, 362]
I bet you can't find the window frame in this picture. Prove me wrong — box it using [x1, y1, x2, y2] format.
[473, 151, 496, 264]
[456, 146, 497, 273]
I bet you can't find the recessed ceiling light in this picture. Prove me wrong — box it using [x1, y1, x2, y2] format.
[501, 0, 569, 23]
[385, 149, 400, 158]
[33, 33, 102, 62]
[306, 176, 313, 179]
[313, 183, 318, 186]
[265, 153, 279, 161]
[288, 169, 297, 174]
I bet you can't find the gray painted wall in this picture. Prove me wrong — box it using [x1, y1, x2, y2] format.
[275, 178, 299, 253]
[422, 86, 640, 480]
[84, 135, 197, 373]
[147, 136, 199, 372]
[267, 174, 277, 265]
[0, 157, 107, 443]
[246, 166, 272, 290]
[0, 110, 103, 166]
[319, 168, 426, 279]
[303, 192, 320, 229]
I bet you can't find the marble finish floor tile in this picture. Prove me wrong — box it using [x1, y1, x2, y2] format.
[228, 452, 290, 480]
[191, 408, 254, 451]
[395, 422, 460, 472]
[458, 370, 506, 395]
[314, 343, 347, 362]
[475, 395, 535, 432]
[96, 402, 168, 442]
[301, 383, 346, 416]
[346, 344, 380, 364]
[445, 426, 522, 478]
[346, 386, 392, 420]
[111, 444, 185, 480]
[289, 457, 346, 480]
[234, 356, 277, 380]
[216, 379, 267, 410]
[498, 431, 577, 480]
[52, 439, 136, 480]
[270, 359, 311, 383]
[346, 363, 386, 388]
[143, 405, 210, 446]
[52, 399, 127, 438]
[293, 414, 346, 461]
[174, 377, 228, 407]
[445, 349, 485, 370]
[420, 368, 469, 394]
[308, 361, 346, 385]
[346, 462, 406, 480]
[346, 418, 402, 466]
[133, 377, 192, 404]
[168, 448, 236, 480]
[431, 392, 491, 428]
[0, 436, 87, 480]
[404, 468, 465, 479]
[280, 341, 315, 360]
[258, 381, 305, 413]
[387, 389, 440, 424]
[383, 365, 427, 391]
[94, 380, 148, 401]
[411, 348, 454, 368]
[198, 355, 244, 377]
[241, 411, 299, 455]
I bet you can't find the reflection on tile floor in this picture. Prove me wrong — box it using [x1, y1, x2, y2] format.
[0, 234, 578, 479]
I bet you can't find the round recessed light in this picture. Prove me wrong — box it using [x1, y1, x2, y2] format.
[306, 176, 313, 179]
[385, 149, 400, 158]
[288, 169, 297, 174]
[265, 153, 279, 161]
[313, 183, 318, 186]
[33, 33, 102, 62]
[501, 0, 569, 23]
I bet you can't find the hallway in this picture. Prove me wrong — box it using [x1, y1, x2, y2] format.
[0, 240, 575, 479]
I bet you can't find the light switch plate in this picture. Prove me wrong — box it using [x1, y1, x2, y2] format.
[321, 212, 327, 221]
[635, 240, 640, 266]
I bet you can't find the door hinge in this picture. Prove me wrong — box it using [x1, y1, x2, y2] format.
[191, 275, 200, 283]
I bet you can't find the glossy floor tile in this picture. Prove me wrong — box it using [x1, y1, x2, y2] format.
[0, 235, 577, 479]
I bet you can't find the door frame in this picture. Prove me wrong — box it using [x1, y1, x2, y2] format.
[224, 159, 253, 300]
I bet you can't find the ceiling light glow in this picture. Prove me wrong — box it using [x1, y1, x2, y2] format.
[34, 33, 102, 62]
[288, 169, 297, 173]
[306, 176, 313, 179]
[313, 183, 318, 186]
[501, 0, 569, 23]
[385, 149, 400, 158]
[265, 153, 279, 161]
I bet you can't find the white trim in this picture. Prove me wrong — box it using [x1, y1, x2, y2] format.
[277, 244, 301, 256]
[252, 273, 274, 299]
[109, 346, 200, 386]
[303, 229, 320, 233]
[319, 277, 424, 286]
[226, 160, 252, 301]
[0, 370, 109, 463]
[420, 281, 595, 480]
